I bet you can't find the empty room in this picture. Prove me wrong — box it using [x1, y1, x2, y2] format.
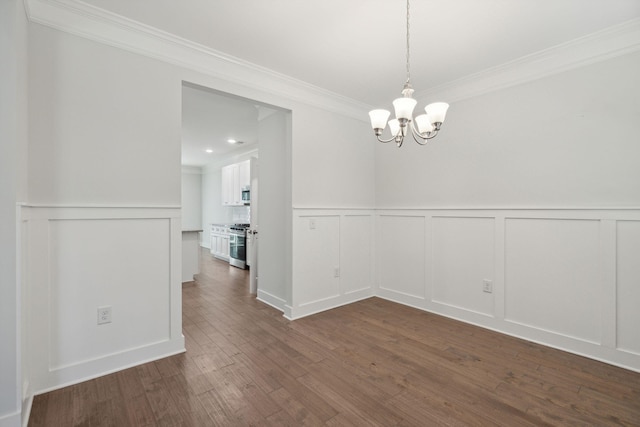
[2, 0, 640, 425]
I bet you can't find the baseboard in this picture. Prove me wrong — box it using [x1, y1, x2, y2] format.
[376, 294, 640, 374]
[256, 290, 286, 313]
[287, 288, 374, 320]
[21, 395, 33, 427]
[32, 338, 185, 396]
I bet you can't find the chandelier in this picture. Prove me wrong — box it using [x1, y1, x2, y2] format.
[368, 0, 449, 148]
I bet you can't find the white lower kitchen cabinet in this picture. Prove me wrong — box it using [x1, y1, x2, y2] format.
[210, 225, 230, 261]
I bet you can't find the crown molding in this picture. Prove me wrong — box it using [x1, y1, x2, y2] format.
[416, 18, 640, 103]
[25, 1, 640, 114]
[24, 0, 371, 121]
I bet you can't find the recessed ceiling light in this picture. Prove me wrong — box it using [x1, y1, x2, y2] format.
[205, 149, 213, 153]
[227, 139, 237, 144]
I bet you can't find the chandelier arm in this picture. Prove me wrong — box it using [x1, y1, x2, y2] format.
[376, 134, 398, 144]
[410, 127, 430, 145]
[426, 129, 439, 139]
[409, 123, 440, 145]
[409, 120, 425, 139]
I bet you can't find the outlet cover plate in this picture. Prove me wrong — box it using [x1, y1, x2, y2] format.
[97, 306, 112, 325]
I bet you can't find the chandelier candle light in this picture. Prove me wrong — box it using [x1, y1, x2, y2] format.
[368, 0, 449, 148]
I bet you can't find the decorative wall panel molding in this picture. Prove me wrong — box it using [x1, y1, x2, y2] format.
[291, 209, 375, 319]
[21, 205, 185, 393]
[616, 220, 640, 356]
[376, 208, 640, 373]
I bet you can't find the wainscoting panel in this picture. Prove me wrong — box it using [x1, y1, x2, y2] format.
[291, 210, 374, 319]
[22, 206, 185, 394]
[377, 215, 426, 302]
[616, 220, 640, 355]
[48, 218, 172, 370]
[375, 209, 640, 372]
[340, 215, 373, 295]
[293, 215, 341, 305]
[504, 218, 602, 343]
[432, 216, 495, 316]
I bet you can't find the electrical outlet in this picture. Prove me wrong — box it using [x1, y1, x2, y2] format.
[483, 279, 493, 293]
[97, 306, 112, 325]
[334, 267, 340, 278]
[309, 219, 316, 230]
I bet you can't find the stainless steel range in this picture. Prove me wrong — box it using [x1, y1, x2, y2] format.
[228, 224, 248, 269]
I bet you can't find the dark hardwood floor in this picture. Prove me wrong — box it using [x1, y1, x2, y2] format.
[29, 249, 640, 426]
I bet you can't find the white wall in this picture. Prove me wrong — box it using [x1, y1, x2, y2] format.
[289, 50, 640, 373]
[22, 4, 640, 417]
[181, 166, 202, 230]
[0, 1, 28, 426]
[373, 51, 640, 372]
[24, 14, 375, 399]
[291, 210, 375, 319]
[376, 209, 640, 371]
[375, 51, 640, 208]
[288, 107, 376, 318]
[29, 29, 182, 206]
[257, 111, 292, 311]
[26, 24, 187, 395]
[292, 108, 375, 208]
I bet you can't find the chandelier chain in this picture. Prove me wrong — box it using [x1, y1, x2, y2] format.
[406, 0, 411, 84]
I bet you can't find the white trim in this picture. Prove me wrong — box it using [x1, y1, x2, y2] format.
[418, 18, 640, 103]
[296, 205, 640, 212]
[19, 203, 181, 209]
[25, 1, 640, 115]
[373, 205, 640, 211]
[256, 289, 286, 313]
[24, 0, 370, 121]
[32, 346, 185, 397]
[21, 205, 186, 395]
[287, 289, 374, 321]
[21, 395, 32, 427]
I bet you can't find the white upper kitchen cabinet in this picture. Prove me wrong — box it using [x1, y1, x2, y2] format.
[221, 160, 250, 206]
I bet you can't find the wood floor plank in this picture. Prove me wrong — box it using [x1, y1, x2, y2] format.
[301, 365, 403, 426]
[162, 373, 214, 427]
[268, 387, 328, 426]
[115, 368, 157, 426]
[29, 250, 640, 426]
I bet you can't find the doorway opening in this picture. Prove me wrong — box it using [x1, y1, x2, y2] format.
[180, 81, 291, 309]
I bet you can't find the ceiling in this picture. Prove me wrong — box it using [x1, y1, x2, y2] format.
[182, 84, 265, 166]
[81, 0, 640, 166]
